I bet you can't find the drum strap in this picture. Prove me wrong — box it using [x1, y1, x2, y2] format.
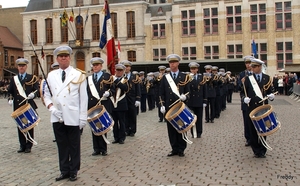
[88, 76, 100, 100]
[14, 75, 27, 99]
[249, 75, 263, 100]
[165, 74, 180, 97]
[110, 77, 126, 108]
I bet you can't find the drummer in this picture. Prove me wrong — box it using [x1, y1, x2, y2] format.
[7, 58, 39, 153]
[240, 58, 275, 158]
[159, 54, 190, 157]
[87, 57, 113, 156]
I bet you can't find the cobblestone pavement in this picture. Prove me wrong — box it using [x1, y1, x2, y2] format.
[0, 93, 299, 186]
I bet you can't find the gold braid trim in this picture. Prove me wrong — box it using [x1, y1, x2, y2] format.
[71, 73, 86, 84]
[263, 76, 273, 91]
[25, 75, 39, 85]
[100, 75, 114, 90]
[177, 74, 190, 88]
[132, 74, 141, 84]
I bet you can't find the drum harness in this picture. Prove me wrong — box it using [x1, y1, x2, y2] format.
[165, 74, 195, 144]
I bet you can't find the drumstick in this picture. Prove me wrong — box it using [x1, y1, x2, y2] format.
[259, 91, 278, 103]
[169, 92, 189, 108]
[19, 90, 38, 105]
[97, 89, 110, 105]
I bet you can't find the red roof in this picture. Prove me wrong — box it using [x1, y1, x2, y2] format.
[0, 26, 22, 49]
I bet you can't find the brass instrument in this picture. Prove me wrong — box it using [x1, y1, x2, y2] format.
[188, 73, 194, 82]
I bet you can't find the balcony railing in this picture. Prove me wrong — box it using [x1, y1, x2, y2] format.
[69, 39, 91, 48]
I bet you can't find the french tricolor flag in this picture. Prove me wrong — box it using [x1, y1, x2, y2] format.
[99, 0, 116, 75]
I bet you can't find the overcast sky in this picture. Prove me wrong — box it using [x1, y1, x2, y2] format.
[0, 0, 29, 8]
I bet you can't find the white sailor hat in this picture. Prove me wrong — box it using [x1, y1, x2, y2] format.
[188, 62, 200, 68]
[226, 71, 231, 74]
[53, 46, 72, 56]
[132, 71, 139, 75]
[219, 68, 225, 72]
[90, 57, 104, 65]
[147, 72, 154, 76]
[204, 65, 212, 70]
[250, 58, 264, 66]
[51, 61, 59, 68]
[243, 55, 254, 63]
[166, 54, 181, 63]
[16, 58, 29, 65]
[212, 66, 218, 71]
[158, 65, 166, 70]
[120, 60, 132, 67]
[166, 68, 170, 72]
[139, 71, 145, 75]
[115, 64, 126, 70]
[153, 72, 160, 77]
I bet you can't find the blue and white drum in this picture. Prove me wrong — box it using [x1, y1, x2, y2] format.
[165, 102, 197, 133]
[11, 104, 40, 133]
[87, 105, 114, 136]
[249, 104, 281, 136]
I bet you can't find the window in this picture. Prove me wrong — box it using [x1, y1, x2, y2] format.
[45, 18, 53, 44]
[152, 24, 165, 38]
[276, 41, 293, 69]
[76, 0, 83, 6]
[30, 20, 37, 45]
[10, 56, 15, 66]
[92, 14, 100, 41]
[61, 20, 68, 43]
[226, 6, 242, 33]
[127, 11, 135, 39]
[61, 0, 68, 8]
[31, 56, 39, 76]
[275, 1, 292, 30]
[46, 55, 53, 73]
[259, 43, 268, 63]
[250, 4, 266, 31]
[76, 16, 84, 44]
[153, 48, 166, 61]
[181, 10, 196, 36]
[127, 51, 136, 62]
[91, 0, 99, 5]
[111, 13, 118, 39]
[92, 52, 101, 57]
[227, 44, 243, 58]
[182, 47, 196, 60]
[204, 46, 219, 59]
[203, 8, 218, 34]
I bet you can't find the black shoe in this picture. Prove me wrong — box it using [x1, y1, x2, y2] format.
[178, 152, 185, 157]
[112, 140, 119, 144]
[55, 173, 70, 181]
[119, 140, 124, 144]
[130, 133, 135, 137]
[53, 139, 56, 142]
[69, 174, 77, 181]
[205, 120, 209, 123]
[211, 120, 214, 123]
[126, 133, 130, 136]
[101, 151, 108, 156]
[167, 151, 178, 156]
[159, 119, 163, 122]
[25, 149, 31, 153]
[17, 148, 25, 153]
[92, 151, 100, 156]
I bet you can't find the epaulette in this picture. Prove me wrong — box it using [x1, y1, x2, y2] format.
[76, 68, 87, 74]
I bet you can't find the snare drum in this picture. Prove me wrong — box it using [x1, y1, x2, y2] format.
[165, 102, 197, 133]
[11, 104, 40, 133]
[87, 105, 114, 136]
[249, 104, 281, 136]
[39, 79, 46, 106]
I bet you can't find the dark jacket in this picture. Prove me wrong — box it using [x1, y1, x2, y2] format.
[186, 74, 207, 107]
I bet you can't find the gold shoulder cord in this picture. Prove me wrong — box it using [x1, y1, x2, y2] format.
[71, 69, 86, 84]
[24, 75, 39, 90]
[132, 74, 141, 84]
[263, 76, 273, 91]
[177, 74, 189, 87]
[100, 75, 114, 90]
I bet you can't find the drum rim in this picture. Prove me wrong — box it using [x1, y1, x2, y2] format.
[87, 105, 106, 122]
[177, 115, 197, 133]
[19, 118, 40, 132]
[257, 121, 281, 136]
[39, 79, 46, 106]
[165, 102, 185, 120]
[249, 104, 273, 120]
[11, 104, 31, 117]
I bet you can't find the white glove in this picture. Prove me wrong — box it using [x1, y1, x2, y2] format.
[244, 97, 251, 104]
[203, 103, 207, 107]
[79, 119, 86, 130]
[8, 100, 13, 106]
[180, 94, 187, 101]
[49, 106, 63, 120]
[27, 92, 35, 99]
[160, 106, 166, 114]
[103, 91, 110, 98]
[135, 101, 140, 107]
[267, 93, 275, 100]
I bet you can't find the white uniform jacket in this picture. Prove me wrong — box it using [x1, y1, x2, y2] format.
[44, 66, 88, 125]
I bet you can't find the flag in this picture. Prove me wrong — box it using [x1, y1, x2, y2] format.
[41, 46, 45, 60]
[69, 8, 74, 22]
[61, 9, 69, 26]
[252, 39, 257, 57]
[117, 40, 121, 62]
[85, 8, 89, 25]
[76, 7, 82, 24]
[99, 0, 116, 75]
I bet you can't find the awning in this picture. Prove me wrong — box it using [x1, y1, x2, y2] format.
[280, 64, 300, 72]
